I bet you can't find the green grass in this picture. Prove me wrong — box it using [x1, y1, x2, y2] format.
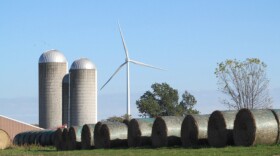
[1, 145, 280, 156]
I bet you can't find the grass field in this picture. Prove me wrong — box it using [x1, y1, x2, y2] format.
[1, 145, 280, 156]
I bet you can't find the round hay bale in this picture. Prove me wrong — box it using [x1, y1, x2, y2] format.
[81, 124, 95, 149]
[50, 131, 56, 145]
[40, 130, 55, 146]
[39, 131, 49, 146]
[61, 128, 69, 150]
[28, 131, 40, 145]
[94, 121, 114, 149]
[99, 122, 128, 148]
[271, 109, 280, 143]
[208, 110, 237, 147]
[151, 116, 184, 148]
[128, 118, 154, 147]
[22, 131, 34, 145]
[233, 109, 278, 146]
[34, 131, 44, 145]
[17, 132, 27, 146]
[0, 129, 11, 149]
[14, 132, 27, 145]
[13, 133, 21, 145]
[68, 126, 83, 150]
[54, 128, 64, 150]
[24, 131, 40, 145]
[181, 114, 209, 147]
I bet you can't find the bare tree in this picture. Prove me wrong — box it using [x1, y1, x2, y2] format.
[215, 58, 272, 110]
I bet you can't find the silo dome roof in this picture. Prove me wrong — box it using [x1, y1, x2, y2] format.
[63, 74, 69, 83]
[39, 49, 67, 63]
[70, 58, 96, 70]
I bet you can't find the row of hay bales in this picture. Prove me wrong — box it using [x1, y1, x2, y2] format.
[54, 116, 202, 150]
[12, 109, 280, 150]
[13, 130, 55, 146]
[207, 109, 280, 147]
[55, 121, 129, 150]
[53, 109, 280, 150]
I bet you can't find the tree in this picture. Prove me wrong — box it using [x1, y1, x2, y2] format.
[215, 58, 272, 110]
[106, 116, 124, 123]
[136, 83, 199, 118]
[179, 91, 200, 114]
[106, 114, 132, 122]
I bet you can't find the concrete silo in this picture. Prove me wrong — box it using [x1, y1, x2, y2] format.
[62, 74, 70, 126]
[70, 58, 97, 126]
[39, 50, 67, 129]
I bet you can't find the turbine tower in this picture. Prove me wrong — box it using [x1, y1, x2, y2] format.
[101, 23, 164, 116]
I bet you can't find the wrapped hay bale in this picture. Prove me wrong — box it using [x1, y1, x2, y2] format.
[40, 130, 55, 146]
[24, 131, 41, 145]
[81, 124, 95, 149]
[233, 109, 278, 146]
[128, 118, 154, 147]
[28, 131, 40, 145]
[34, 131, 44, 145]
[181, 114, 209, 147]
[99, 122, 128, 148]
[208, 110, 237, 147]
[23, 131, 37, 145]
[49, 131, 55, 145]
[151, 116, 184, 148]
[68, 126, 83, 150]
[61, 128, 69, 150]
[14, 130, 53, 146]
[17, 132, 27, 146]
[94, 121, 114, 149]
[0, 129, 11, 149]
[13, 133, 21, 145]
[54, 128, 64, 150]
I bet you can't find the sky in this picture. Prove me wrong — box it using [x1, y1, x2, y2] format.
[0, 0, 279, 124]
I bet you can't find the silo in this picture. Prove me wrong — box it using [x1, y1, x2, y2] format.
[62, 74, 70, 125]
[39, 50, 67, 129]
[70, 58, 97, 126]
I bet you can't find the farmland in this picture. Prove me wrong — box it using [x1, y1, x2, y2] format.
[1, 145, 280, 156]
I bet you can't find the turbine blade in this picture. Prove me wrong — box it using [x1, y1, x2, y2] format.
[129, 59, 166, 71]
[118, 22, 129, 59]
[100, 62, 127, 90]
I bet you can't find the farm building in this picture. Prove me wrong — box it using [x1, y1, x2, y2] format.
[0, 115, 43, 140]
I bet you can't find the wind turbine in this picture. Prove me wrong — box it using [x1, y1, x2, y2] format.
[100, 23, 164, 116]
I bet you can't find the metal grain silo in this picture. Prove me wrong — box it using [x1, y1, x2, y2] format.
[39, 50, 67, 129]
[70, 58, 97, 126]
[62, 74, 70, 126]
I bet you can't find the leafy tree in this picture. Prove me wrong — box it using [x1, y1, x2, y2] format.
[179, 91, 200, 114]
[215, 58, 272, 110]
[136, 83, 199, 117]
[106, 116, 124, 123]
[106, 114, 131, 122]
[136, 91, 161, 118]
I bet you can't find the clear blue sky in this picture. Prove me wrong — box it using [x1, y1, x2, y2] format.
[0, 0, 279, 124]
